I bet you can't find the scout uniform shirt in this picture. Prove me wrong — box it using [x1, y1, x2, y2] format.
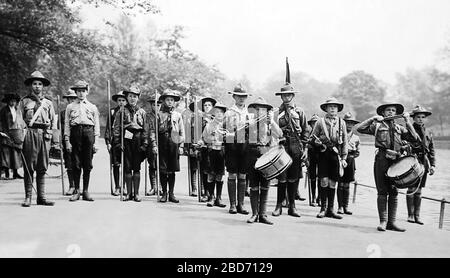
[311, 115, 348, 160]
[104, 106, 120, 146]
[158, 106, 185, 145]
[20, 94, 57, 131]
[410, 122, 435, 169]
[64, 98, 100, 141]
[202, 118, 226, 150]
[278, 103, 309, 145]
[357, 119, 417, 153]
[223, 104, 251, 144]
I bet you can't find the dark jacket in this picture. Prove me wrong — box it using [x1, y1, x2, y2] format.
[410, 123, 435, 168]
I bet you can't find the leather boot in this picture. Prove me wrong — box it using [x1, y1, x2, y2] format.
[259, 188, 273, 225]
[159, 173, 168, 202]
[214, 181, 226, 208]
[146, 170, 157, 196]
[66, 169, 75, 196]
[316, 187, 328, 218]
[325, 187, 342, 219]
[343, 187, 353, 215]
[22, 172, 33, 207]
[406, 193, 415, 223]
[272, 182, 286, 216]
[282, 187, 288, 208]
[237, 178, 249, 214]
[36, 172, 54, 206]
[190, 169, 198, 197]
[124, 173, 133, 201]
[377, 195, 388, 231]
[414, 193, 423, 225]
[206, 181, 214, 207]
[227, 178, 237, 214]
[287, 182, 300, 217]
[73, 168, 81, 194]
[337, 185, 344, 214]
[247, 189, 259, 223]
[168, 173, 179, 203]
[82, 170, 94, 201]
[113, 165, 120, 195]
[133, 171, 141, 202]
[386, 195, 406, 232]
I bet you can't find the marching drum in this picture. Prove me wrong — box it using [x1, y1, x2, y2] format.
[386, 155, 425, 189]
[254, 145, 292, 180]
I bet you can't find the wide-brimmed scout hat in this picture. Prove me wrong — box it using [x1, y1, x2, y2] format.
[275, 58, 300, 96]
[308, 114, 320, 125]
[376, 102, 404, 116]
[228, 83, 250, 96]
[123, 85, 141, 97]
[70, 80, 89, 90]
[248, 96, 273, 110]
[189, 96, 217, 112]
[112, 91, 127, 102]
[212, 102, 227, 113]
[1, 94, 21, 103]
[62, 89, 77, 99]
[343, 112, 360, 125]
[410, 105, 432, 117]
[320, 97, 344, 112]
[159, 89, 181, 102]
[147, 92, 162, 104]
[24, 71, 51, 87]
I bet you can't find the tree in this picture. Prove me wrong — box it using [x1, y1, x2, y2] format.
[335, 71, 386, 120]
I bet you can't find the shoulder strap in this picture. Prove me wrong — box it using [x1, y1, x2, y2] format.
[321, 118, 330, 141]
[374, 122, 381, 137]
[29, 103, 46, 127]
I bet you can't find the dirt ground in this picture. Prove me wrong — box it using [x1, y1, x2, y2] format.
[1, 143, 449, 258]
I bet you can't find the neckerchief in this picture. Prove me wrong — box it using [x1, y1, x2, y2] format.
[161, 104, 174, 132]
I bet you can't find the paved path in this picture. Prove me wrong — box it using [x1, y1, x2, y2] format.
[1, 143, 449, 258]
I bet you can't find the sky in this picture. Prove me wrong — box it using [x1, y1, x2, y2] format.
[80, 0, 450, 89]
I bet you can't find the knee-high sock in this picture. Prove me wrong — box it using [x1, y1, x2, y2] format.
[36, 171, 46, 200]
[160, 173, 168, 193]
[287, 181, 298, 208]
[82, 169, 91, 192]
[133, 171, 140, 196]
[125, 172, 133, 196]
[276, 182, 287, 204]
[237, 178, 246, 206]
[24, 170, 33, 198]
[67, 169, 75, 189]
[168, 173, 175, 194]
[227, 177, 237, 206]
[73, 168, 82, 190]
[113, 166, 120, 189]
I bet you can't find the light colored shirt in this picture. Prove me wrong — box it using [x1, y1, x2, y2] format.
[9, 106, 16, 123]
[19, 95, 56, 129]
[223, 104, 250, 143]
[64, 99, 100, 139]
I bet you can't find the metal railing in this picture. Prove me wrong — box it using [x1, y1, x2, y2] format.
[352, 181, 449, 229]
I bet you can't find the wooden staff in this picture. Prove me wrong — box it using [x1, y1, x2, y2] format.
[145, 159, 148, 194]
[120, 105, 125, 201]
[186, 92, 192, 196]
[57, 95, 65, 195]
[155, 89, 161, 201]
[107, 80, 114, 195]
[194, 95, 202, 202]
